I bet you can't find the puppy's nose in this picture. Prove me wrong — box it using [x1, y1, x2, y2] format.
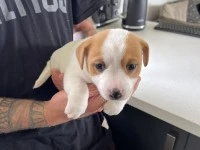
[109, 88, 122, 100]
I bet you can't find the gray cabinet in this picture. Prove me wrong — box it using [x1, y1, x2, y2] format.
[185, 135, 200, 150]
[105, 105, 199, 150]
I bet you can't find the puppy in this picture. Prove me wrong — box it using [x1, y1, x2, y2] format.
[33, 29, 149, 119]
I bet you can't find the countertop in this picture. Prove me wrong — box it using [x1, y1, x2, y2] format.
[97, 21, 200, 137]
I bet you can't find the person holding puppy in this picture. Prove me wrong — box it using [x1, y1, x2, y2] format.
[0, 0, 140, 149]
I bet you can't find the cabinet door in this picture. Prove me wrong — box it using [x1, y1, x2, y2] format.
[185, 134, 200, 150]
[105, 104, 189, 150]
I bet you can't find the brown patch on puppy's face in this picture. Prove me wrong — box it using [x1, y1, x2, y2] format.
[76, 30, 110, 75]
[121, 33, 149, 78]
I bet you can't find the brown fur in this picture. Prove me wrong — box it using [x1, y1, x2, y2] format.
[121, 32, 149, 78]
[76, 29, 149, 77]
[76, 30, 110, 75]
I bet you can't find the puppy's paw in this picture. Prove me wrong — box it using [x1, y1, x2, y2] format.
[64, 100, 87, 119]
[103, 101, 124, 116]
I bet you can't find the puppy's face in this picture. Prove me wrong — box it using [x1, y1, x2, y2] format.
[77, 29, 149, 101]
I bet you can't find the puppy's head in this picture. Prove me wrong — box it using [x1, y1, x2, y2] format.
[76, 29, 149, 101]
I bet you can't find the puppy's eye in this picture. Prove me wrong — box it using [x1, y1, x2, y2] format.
[126, 63, 137, 72]
[95, 63, 106, 72]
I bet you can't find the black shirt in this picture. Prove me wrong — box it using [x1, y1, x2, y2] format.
[0, 0, 114, 149]
[0, 0, 105, 99]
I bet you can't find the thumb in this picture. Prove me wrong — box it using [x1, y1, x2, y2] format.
[133, 77, 141, 93]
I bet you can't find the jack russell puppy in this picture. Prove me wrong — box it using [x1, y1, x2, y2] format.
[33, 29, 149, 119]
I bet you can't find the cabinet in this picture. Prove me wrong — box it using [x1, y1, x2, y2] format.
[185, 134, 200, 150]
[105, 105, 199, 150]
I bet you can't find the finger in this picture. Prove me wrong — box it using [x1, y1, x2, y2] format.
[133, 76, 141, 92]
[86, 94, 106, 113]
[51, 69, 60, 77]
[59, 73, 64, 81]
[97, 105, 104, 112]
[51, 69, 64, 90]
[52, 76, 63, 91]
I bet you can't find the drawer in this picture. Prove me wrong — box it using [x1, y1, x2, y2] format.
[185, 134, 200, 150]
[105, 104, 189, 150]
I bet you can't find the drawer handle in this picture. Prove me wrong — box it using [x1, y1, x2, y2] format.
[164, 133, 176, 150]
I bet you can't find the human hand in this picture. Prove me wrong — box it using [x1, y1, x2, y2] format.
[49, 69, 141, 125]
[51, 69, 64, 90]
[44, 84, 106, 126]
[74, 17, 97, 37]
[133, 76, 141, 93]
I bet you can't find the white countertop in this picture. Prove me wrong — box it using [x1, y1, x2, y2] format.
[98, 21, 200, 137]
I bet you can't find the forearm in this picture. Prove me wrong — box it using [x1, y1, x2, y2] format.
[0, 97, 65, 133]
[0, 97, 47, 133]
[0, 85, 106, 133]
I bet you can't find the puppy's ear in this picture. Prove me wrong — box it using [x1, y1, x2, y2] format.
[76, 39, 91, 69]
[140, 39, 149, 67]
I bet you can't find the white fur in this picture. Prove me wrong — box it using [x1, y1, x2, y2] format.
[34, 39, 91, 118]
[33, 29, 139, 118]
[92, 29, 137, 115]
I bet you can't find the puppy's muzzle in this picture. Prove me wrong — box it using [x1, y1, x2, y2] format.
[109, 88, 122, 100]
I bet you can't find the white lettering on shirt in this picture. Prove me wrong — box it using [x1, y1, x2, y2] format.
[0, 0, 16, 21]
[59, 0, 67, 13]
[15, 0, 27, 17]
[42, 0, 58, 12]
[0, 0, 68, 25]
[31, 0, 42, 14]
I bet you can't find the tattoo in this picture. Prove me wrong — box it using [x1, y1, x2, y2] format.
[0, 97, 48, 133]
[30, 101, 47, 128]
[0, 98, 14, 131]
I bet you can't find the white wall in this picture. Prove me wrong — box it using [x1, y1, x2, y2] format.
[147, 0, 179, 20]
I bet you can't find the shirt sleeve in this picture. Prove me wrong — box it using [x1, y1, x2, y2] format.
[72, 0, 107, 24]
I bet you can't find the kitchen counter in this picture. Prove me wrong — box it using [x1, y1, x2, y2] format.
[97, 21, 200, 137]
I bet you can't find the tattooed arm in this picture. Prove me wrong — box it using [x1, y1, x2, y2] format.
[0, 97, 48, 133]
[0, 85, 105, 134]
[0, 68, 140, 133]
[0, 69, 105, 134]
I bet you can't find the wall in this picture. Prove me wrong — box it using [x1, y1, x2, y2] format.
[147, 0, 179, 20]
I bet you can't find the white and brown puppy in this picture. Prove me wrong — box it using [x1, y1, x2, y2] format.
[33, 29, 149, 119]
